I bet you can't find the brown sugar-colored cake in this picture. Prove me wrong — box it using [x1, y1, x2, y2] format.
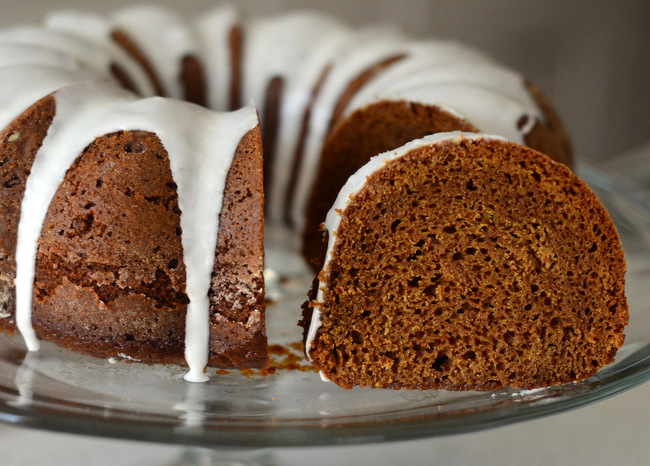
[0, 95, 57, 335]
[301, 133, 628, 390]
[0, 5, 627, 387]
[0, 80, 266, 381]
[32, 125, 266, 369]
[300, 77, 574, 264]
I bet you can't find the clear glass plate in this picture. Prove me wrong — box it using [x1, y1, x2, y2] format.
[0, 163, 649, 448]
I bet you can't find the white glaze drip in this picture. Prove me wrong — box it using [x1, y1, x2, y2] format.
[344, 61, 542, 144]
[305, 132, 507, 359]
[13, 81, 258, 381]
[0, 44, 87, 70]
[346, 62, 533, 114]
[14, 83, 134, 351]
[0, 64, 108, 133]
[0, 26, 121, 82]
[44, 10, 156, 97]
[399, 86, 538, 143]
[260, 16, 349, 225]
[243, 12, 344, 118]
[289, 27, 408, 230]
[112, 5, 201, 99]
[195, 6, 239, 111]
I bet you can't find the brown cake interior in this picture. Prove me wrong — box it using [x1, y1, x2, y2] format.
[302, 101, 479, 263]
[33, 130, 190, 361]
[306, 137, 628, 390]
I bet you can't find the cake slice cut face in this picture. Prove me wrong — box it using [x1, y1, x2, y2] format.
[303, 133, 628, 390]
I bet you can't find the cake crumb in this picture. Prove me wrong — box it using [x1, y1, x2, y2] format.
[238, 341, 315, 377]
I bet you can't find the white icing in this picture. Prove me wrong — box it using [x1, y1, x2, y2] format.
[195, 5, 239, 111]
[112, 5, 201, 99]
[44, 10, 156, 97]
[13, 80, 258, 382]
[263, 19, 350, 225]
[344, 61, 542, 143]
[350, 62, 532, 111]
[289, 27, 408, 230]
[243, 12, 344, 118]
[405, 40, 495, 66]
[175, 105, 258, 382]
[0, 26, 122, 83]
[398, 86, 538, 143]
[305, 132, 507, 359]
[0, 64, 108, 133]
[0, 44, 86, 70]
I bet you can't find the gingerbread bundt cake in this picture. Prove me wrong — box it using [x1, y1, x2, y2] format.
[0, 80, 265, 382]
[0, 5, 626, 387]
[301, 133, 628, 390]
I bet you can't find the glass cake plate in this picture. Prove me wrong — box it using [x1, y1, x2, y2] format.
[0, 162, 649, 448]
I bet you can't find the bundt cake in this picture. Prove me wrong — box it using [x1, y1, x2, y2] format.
[301, 133, 628, 390]
[0, 4, 626, 387]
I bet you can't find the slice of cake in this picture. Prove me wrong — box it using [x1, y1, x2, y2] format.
[302, 132, 628, 390]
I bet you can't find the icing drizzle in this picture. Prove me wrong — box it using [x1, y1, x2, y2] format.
[0, 4, 559, 381]
[12, 81, 258, 382]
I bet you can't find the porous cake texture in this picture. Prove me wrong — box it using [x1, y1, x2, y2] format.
[303, 134, 628, 390]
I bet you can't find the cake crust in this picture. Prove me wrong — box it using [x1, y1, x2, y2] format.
[28, 126, 267, 368]
[209, 126, 268, 368]
[0, 95, 57, 333]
